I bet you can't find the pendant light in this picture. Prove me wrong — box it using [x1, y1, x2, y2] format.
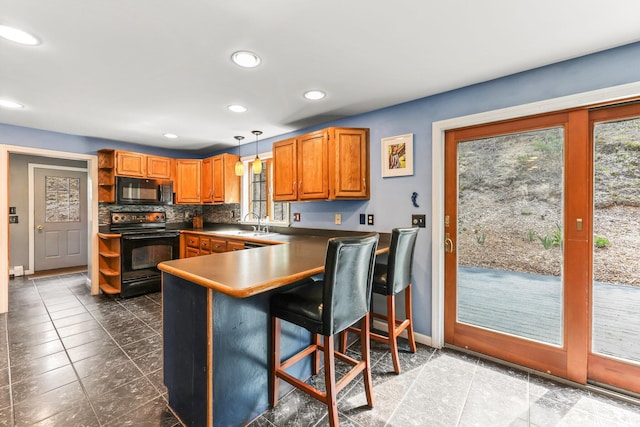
[234, 136, 245, 176]
[251, 130, 263, 174]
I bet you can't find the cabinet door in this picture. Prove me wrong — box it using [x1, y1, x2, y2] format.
[273, 138, 298, 201]
[211, 156, 224, 202]
[147, 155, 173, 179]
[297, 130, 328, 200]
[116, 151, 146, 177]
[185, 247, 200, 258]
[176, 160, 201, 203]
[329, 128, 369, 199]
[201, 157, 213, 203]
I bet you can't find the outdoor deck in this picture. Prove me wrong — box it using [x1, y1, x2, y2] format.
[458, 266, 640, 363]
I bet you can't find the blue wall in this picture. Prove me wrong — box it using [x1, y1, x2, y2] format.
[3, 41, 640, 337]
[0, 124, 194, 158]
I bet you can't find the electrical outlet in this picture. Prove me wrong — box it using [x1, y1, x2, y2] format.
[412, 214, 426, 228]
[293, 212, 301, 222]
[359, 214, 366, 225]
[367, 214, 374, 226]
[334, 213, 341, 225]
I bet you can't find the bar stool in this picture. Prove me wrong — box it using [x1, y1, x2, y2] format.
[342, 227, 419, 374]
[270, 233, 379, 427]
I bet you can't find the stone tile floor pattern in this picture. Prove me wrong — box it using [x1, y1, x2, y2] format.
[2, 272, 640, 426]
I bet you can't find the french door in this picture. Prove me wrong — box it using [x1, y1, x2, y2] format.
[444, 102, 640, 394]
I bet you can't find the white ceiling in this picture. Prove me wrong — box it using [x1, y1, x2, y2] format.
[1, 1, 639, 153]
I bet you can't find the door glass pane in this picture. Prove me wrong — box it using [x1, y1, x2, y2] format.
[457, 127, 564, 346]
[592, 117, 640, 363]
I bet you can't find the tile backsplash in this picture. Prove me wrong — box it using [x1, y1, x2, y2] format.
[99, 203, 240, 225]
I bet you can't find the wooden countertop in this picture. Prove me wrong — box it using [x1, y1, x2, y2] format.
[158, 230, 390, 298]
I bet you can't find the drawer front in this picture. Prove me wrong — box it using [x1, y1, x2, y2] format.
[227, 241, 245, 252]
[211, 238, 227, 253]
[200, 238, 211, 251]
[186, 235, 200, 248]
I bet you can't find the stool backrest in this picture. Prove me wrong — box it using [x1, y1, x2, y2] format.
[322, 233, 379, 336]
[386, 227, 419, 295]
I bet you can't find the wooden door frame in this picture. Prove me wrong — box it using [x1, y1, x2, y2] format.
[0, 144, 100, 313]
[442, 110, 591, 382]
[29, 163, 89, 274]
[430, 81, 640, 350]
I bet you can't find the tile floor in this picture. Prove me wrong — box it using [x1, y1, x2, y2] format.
[2, 272, 640, 426]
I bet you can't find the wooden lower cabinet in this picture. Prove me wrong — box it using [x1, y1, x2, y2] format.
[181, 232, 255, 257]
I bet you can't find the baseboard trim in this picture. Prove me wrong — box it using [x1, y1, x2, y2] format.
[372, 319, 434, 348]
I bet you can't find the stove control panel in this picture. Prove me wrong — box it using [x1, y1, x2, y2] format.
[110, 211, 166, 225]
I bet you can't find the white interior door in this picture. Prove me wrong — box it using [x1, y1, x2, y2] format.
[33, 167, 88, 271]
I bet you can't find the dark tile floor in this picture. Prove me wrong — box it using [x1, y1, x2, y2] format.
[0, 272, 179, 426]
[3, 272, 640, 426]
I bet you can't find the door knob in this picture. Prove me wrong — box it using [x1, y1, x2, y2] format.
[36, 225, 44, 230]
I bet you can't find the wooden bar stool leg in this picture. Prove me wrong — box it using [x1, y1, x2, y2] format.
[313, 334, 321, 375]
[323, 335, 339, 427]
[339, 330, 348, 353]
[271, 316, 281, 406]
[405, 284, 417, 353]
[360, 313, 375, 408]
[387, 295, 401, 374]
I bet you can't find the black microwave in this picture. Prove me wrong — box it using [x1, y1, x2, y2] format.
[116, 177, 174, 205]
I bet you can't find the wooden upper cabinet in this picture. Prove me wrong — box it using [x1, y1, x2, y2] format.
[146, 155, 173, 180]
[175, 159, 201, 204]
[329, 128, 369, 199]
[116, 151, 146, 177]
[273, 138, 298, 201]
[201, 157, 213, 203]
[298, 130, 329, 200]
[211, 155, 225, 202]
[272, 127, 369, 202]
[202, 153, 240, 204]
[112, 151, 173, 180]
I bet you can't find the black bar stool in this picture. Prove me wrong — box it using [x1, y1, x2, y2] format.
[270, 233, 379, 427]
[342, 227, 419, 374]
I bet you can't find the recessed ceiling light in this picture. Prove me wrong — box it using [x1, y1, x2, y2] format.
[231, 51, 261, 68]
[163, 133, 178, 139]
[0, 25, 40, 46]
[0, 99, 24, 109]
[303, 90, 326, 100]
[228, 104, 247, 113]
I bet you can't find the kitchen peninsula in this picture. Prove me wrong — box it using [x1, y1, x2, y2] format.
[158, 228, 390, 427]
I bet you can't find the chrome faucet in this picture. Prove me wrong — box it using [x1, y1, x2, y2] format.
[243, 211, 261, 232]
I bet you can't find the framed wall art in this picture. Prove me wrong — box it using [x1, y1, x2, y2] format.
[381, 133, 413, 177]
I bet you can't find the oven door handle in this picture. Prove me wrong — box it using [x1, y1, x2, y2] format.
[122, 233, 180, 240]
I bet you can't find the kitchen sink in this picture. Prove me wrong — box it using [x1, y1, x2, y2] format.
[212, 229, 279, 238]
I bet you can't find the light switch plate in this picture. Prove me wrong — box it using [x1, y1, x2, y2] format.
[293, 213, 301, 222]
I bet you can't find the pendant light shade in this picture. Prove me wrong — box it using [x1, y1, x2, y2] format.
[234, 135, 244, 176]
[251, 130, 263, 174]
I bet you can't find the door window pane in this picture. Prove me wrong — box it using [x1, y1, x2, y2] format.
[457, 127, 565, 345]
[592, 117, 640, 363]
